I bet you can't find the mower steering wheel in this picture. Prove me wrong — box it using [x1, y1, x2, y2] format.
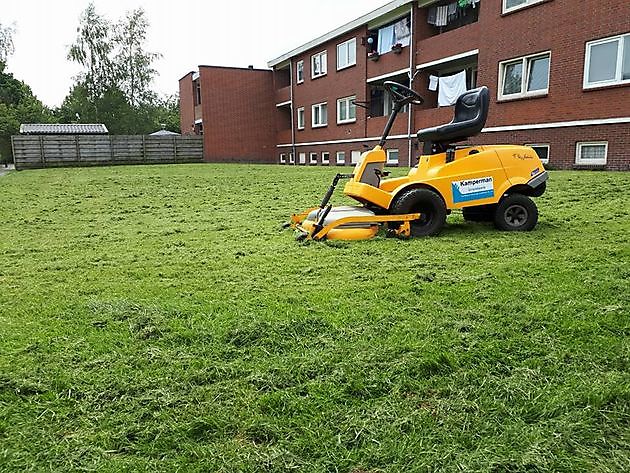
[383, 81, 424, 106]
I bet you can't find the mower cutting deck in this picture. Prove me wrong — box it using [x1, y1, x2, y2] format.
[287, 81, 548, 241]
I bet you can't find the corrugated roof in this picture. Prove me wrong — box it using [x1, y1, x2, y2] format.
[150, 129, 180, 136]
[19, 124, 109, 134]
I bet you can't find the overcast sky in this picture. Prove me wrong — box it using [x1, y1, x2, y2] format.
[2, 0, 389, 107]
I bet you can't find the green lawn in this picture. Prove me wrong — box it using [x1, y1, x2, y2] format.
[0, 164, 629, 472]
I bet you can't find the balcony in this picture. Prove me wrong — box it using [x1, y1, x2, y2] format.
[275, 85, 291, 106]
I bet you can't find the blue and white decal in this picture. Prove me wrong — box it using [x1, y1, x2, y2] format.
[452, 176, 494, 203]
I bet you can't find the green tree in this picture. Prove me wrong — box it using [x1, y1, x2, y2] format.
[68, 3, 116, 102]
[0, 23, 54, 162]
[114, 9, 161, 107]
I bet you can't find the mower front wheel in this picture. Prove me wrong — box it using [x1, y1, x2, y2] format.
[494, 194, 538, 231]
[391, 188, 447, 237]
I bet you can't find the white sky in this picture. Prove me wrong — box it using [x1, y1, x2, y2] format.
[2, 0, 388, 107]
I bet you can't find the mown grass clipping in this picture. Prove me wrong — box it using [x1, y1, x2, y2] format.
[0, 164, 629, 472]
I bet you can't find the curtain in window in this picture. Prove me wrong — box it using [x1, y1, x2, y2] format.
[394, 18, 411, 47]
[377, 25, 395, 54]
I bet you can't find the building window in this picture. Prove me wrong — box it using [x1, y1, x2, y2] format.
[337, 38, 356, 70]
[298, 152, 307, 164]
[297, 107, 305, 130]
[310, 152, 318, 164]
[351, 150, 362, 164]
[526, 144, 550, 164]
[387, 149, 399, 165]
[289, 152, 295, 164]
[312, 102, 328, 127]
[502, 0, 546, 14]
[194, 80, 202, 105]
[322, 152, 330, 164]
[311, 51, 327, 79]
[279, 153, 287, 164]
[337, 96, 356, 124]
[369, 16, 411, 56]
[336, 151, 345, 165]
[296, 60, 304, 84]
[584, 33, 630, 89]
[499, 52, 550, 100]
[576, 141, 608, 165]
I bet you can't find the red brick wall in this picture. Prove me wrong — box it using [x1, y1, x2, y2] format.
[199, 66, 276, 163]
[291, 26, 370, 145]
[178, 72, 195, 136]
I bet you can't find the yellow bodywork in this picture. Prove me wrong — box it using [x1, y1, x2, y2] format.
[290, 143, 546, 240]
[345, 145, 546, 210]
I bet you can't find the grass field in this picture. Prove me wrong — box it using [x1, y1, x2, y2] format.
[0, 164, 629, 472]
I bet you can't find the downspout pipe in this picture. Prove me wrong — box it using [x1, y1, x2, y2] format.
[407, 3, 415, 167]
[289, 60, 296, 165]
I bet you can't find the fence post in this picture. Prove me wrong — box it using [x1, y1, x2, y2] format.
[109, 135, 114, 164]
[39, 135, 45, 166]
[75, 135, 81, 163]
[173, 136, 178, 163]
[142, 135, 146, 162]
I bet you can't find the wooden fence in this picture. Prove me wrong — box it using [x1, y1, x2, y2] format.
[11, 135, 204, 170]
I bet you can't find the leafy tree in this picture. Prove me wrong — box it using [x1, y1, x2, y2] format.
[114, 9, 161, 107]
[68, 3, 116, 102]
[0, 23, 54, 162]
[0, 22, 15, 71]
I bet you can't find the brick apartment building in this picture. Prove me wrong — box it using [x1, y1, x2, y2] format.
[179, 0, 630, 170]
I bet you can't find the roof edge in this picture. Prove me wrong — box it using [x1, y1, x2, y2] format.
[267, 0, 416, 67]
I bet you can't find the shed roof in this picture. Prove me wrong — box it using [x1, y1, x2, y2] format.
[150, 129, 180, 136]
[20, 124, 109, 134]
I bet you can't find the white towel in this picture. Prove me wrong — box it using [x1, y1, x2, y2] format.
[438, 70, 468, 107]
[428, 75, 439, 91]
[436, 5, 448, 26]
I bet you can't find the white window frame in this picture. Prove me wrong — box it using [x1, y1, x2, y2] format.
[298, 152, 307, 165]
[337, 38, 357, 70]
[584, 33, 630, 89]
[322, 152, 330, 164]
[336, 151, 345, 165]
[279, 153, 286, 164]
[575, 141, 608, 166]
[311, 102, 328, 128]
[289, 152, 295, 164]
[296, 60, 304, 84]
[336, 96, 357, 124]
[525, 143, 550, 164]
[311, 51, 327, 79]
[386, 149, 399, 165]
[498, 51, 551, 101]
[310, 152, 318, 164]
[297, 107, 305, 130]
[502, 0, 546, 14]
[351, 150, 362, 164]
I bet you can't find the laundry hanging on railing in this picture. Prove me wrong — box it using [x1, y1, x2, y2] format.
[427, 0, 481, 27]
[438, 70, 468, 107]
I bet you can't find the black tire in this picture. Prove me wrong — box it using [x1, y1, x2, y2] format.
[390, 188, 447, 237]
[493, 194, 538, 231]
[462, 204, 497, 222]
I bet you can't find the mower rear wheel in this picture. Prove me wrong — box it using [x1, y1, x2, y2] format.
[391, 188, 447, 237]
[494, 194, 538, 231]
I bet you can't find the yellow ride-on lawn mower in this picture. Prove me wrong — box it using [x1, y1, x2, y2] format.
[288, 81, 548, 241]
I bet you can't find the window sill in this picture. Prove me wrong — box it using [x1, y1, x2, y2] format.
[573, 163, 607, 169]
[583, 81, 630, 92]
[497, 91, 548, 103]
[297, 127, 305, 131]
[296, 80, 304, 85]
[311, 74, 327, 80]
[337, 119, 357, 125]
[312, 124, 328, 129]
[501, 0, 552, 17]
[337, 63, 356, 72]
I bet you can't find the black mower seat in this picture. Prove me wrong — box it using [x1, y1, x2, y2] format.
[417, 86, 489, 144]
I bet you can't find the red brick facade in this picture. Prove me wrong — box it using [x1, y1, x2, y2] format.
[180, 0, 630, 170]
